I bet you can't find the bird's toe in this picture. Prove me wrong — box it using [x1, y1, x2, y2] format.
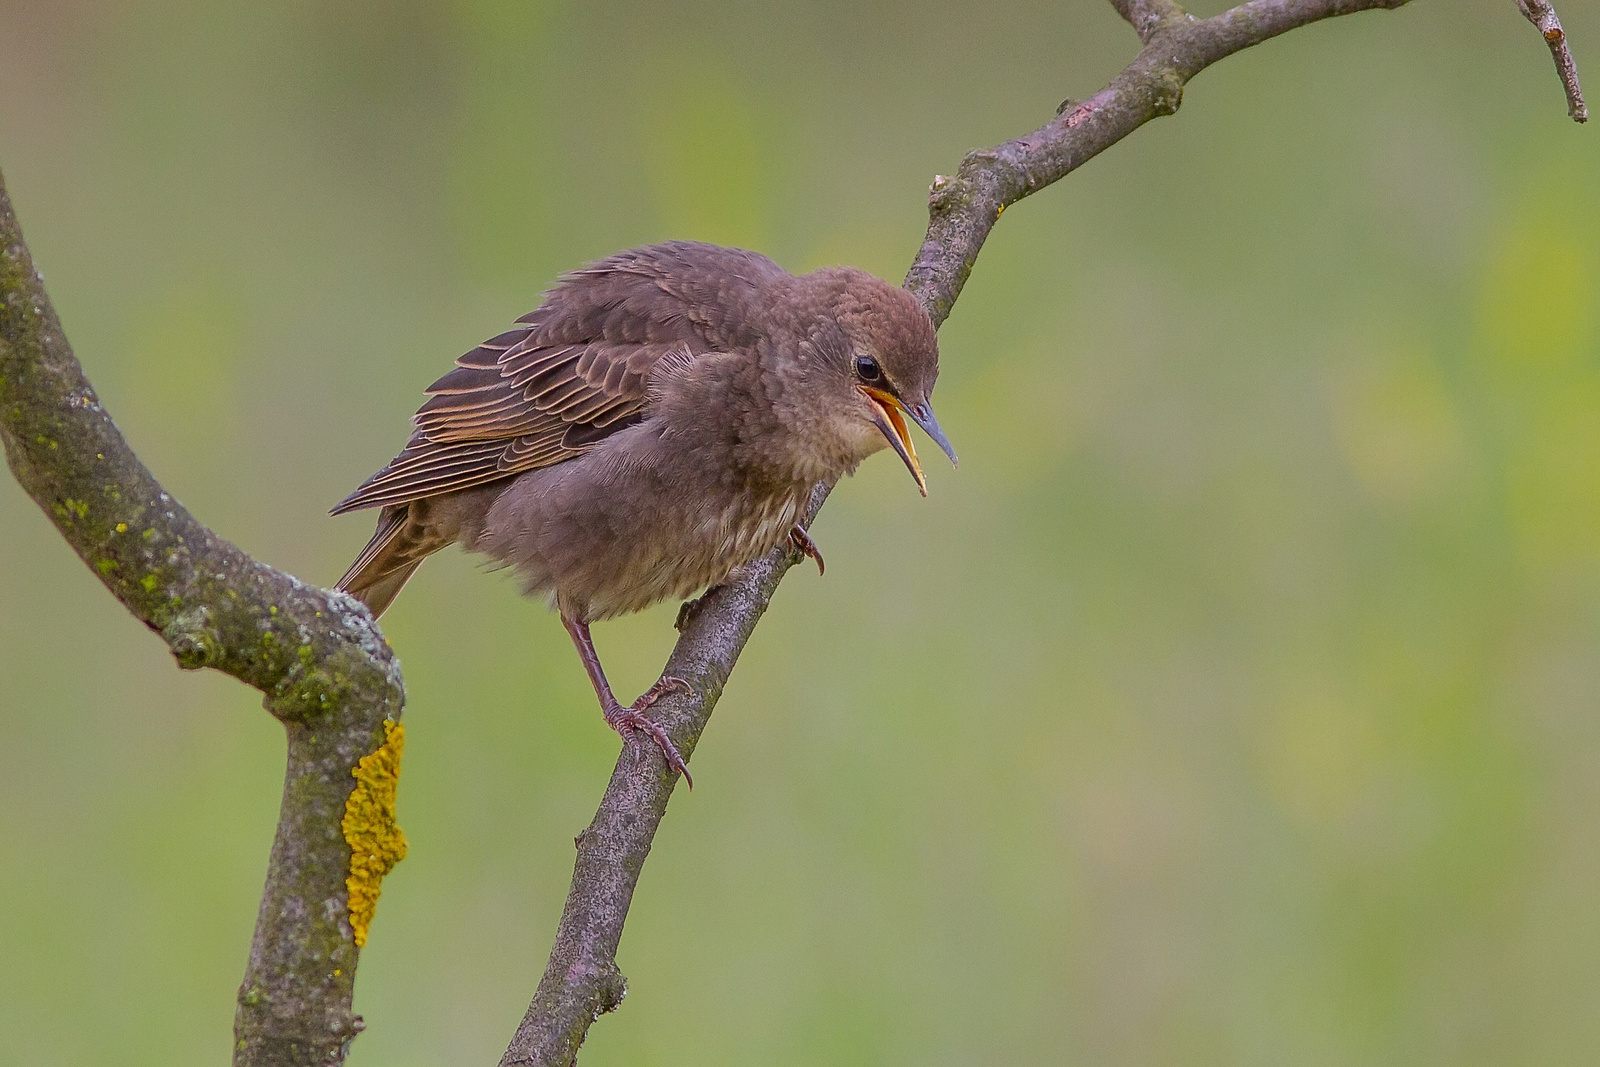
[613, 708, 692, 788]
[633, 674, 694, 710]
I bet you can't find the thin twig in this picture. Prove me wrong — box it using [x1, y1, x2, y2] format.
[499, 1, 1415, 1063]
[1517, 0, 1588, 121]
[0, 174, 406, 1066]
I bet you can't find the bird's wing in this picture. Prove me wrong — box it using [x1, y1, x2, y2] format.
[331, 242, 786, 514]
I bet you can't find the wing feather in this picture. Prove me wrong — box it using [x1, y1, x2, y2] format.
[332, 241, 787, 516]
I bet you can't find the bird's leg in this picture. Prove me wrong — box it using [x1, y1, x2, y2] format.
[561, 613, 694, 787]
[788, 524, 825, 575]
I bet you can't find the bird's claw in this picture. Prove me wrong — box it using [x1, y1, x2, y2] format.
[611, 707, 693, 788]
[605, 677, 695, 787]
[788, 525, 825, 575]
[635, 674, 693, 709]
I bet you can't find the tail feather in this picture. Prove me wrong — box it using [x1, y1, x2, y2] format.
[337, 505, 437, 619]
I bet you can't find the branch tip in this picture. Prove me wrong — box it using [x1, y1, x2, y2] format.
[1517, 0, 1589, 122]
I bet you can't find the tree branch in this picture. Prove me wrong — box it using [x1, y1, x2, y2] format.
[1517, 0, 1589, 121]
[0, 172, 406, 1066]
[501, 0, 1430, 1062]
[498, 486, 827, 1065]
[5, 0, 1585, 1058]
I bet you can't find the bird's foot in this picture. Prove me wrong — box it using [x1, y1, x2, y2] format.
[605, 677, 695, 787]
[788, 525, 825, 575]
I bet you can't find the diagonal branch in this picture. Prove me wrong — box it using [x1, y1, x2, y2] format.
[905, 0, 1416, 326]
[497, 490, 827, 1064]
[0, 173, 406, 1066]
[1517, 0, 1589, 121]
[500, 0, 1433, 1063]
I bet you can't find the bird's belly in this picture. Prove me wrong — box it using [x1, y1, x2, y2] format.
[582, 487, 807, 620]
[478, 452, 809, 622]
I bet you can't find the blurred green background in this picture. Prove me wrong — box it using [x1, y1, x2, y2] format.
[3, 0, 1599, 1063]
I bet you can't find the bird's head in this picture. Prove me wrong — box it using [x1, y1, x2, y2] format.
[798, 268, 957, 495]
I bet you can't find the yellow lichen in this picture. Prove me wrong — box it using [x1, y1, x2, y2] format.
[341, 719, 408, 948]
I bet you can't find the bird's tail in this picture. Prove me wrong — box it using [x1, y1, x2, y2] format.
[337, 504, 445, 619]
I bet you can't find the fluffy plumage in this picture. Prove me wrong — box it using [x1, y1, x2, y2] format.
[332, 241, 949, 781]
[334, 241, 942, 621]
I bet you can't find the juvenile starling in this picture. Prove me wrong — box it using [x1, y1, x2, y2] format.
[332, 241, 956, 783]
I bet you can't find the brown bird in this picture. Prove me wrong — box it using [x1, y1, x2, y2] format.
[332, 241, 955, 784]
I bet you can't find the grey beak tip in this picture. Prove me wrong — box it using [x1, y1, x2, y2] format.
[910, 403, 958, 471]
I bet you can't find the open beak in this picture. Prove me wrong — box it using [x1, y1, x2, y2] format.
[861, 386, 958, 496]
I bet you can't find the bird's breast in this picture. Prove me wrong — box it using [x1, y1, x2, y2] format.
[587, 479, 809, 620]
[480, 431, 813, 623]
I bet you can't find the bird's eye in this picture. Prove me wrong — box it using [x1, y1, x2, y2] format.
[854, 355, 882, 382]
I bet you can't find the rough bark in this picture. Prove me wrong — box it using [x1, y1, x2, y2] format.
[0, 172, 406, 1065]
